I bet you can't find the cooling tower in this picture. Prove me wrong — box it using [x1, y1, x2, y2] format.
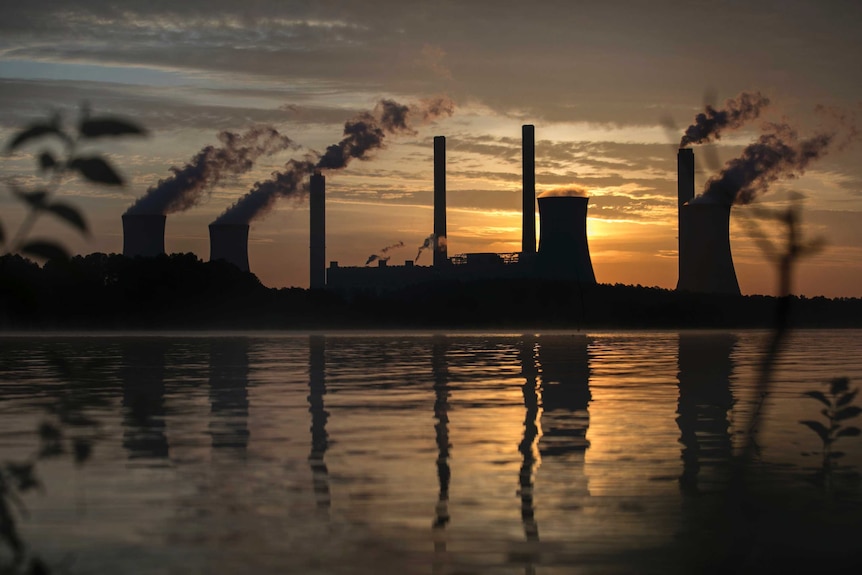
[522, 125, 536, 258]
[122, 214, 166, 258]
[536, 196, 596, 283]
[209, 223, 250, 272]
[310, 172, 326, 289]
[676, 202, 740, 295]
[433, 136, 447, 267]
[678, 148, 695, 286]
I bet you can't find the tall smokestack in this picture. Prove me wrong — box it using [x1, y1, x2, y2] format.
[522, 125, 536, 258]
[310, 172, 326, 289]
[122, 214, 166, 258]
[536, 196, 596, 283]
[676, 202, 740, 295]
[433, 136, 447, 267]
[209, 223, 250, 272]
[677, 148, 695, 289]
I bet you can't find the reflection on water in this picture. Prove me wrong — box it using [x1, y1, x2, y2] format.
[676, 333, 736, 493]
[120, 339, 169, 460]
[2, 330, 862, 573]
[209, 338, 250, 457]
[308, 335, 330, 510]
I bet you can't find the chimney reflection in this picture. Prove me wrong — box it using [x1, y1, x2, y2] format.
[308, 335, 331, 510]
[209, 338, 250, 458]
[120, 339, 169, 460]
[518, 337, 541, 543]
[676, 333, 736, 493]
[431, 336, 451, 531]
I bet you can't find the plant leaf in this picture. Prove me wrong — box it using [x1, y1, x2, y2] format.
[69, 156, 123, 185]
[46, 202, 88, 235]
[830, 377, 850, 396]
[837, 389, 859, 407]
[836, 426, 861, 438]
[800, 420, 830, 442]
[803, 390, 830, 407]
[836, 405, 862, 421]
[79, 117, 147, 138]
[11, 187, 49, 209]
[6, 122, 69, 152]
[21, 240, 69, 261]
[38, 151, 58, 171]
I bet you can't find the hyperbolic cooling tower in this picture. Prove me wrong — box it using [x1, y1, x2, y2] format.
[536, 196, 596, 283]
[209, 223, 250, 272]
[309, 172, 326, 289]
[122, 214, 166, 258]
[676, 202, 740, 295]
[676, 148, 740, 295]
[433, 136, 447, 267]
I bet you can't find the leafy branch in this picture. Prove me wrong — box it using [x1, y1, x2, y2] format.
[800, 377, 861, 487]
[1, 106, 146, 261]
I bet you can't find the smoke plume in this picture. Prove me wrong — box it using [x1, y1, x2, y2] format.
[414, 234, 436, 263]
[365, 241, 405, 265]
[700, 123, 839, 205]
[680, 92, 770, 148]
[126, 127, 294, 215]
[214, 97, 455, 225]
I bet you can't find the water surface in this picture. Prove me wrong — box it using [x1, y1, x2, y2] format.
[1, 330, 861, 573]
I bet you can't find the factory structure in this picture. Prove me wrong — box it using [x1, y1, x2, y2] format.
[121, 125, 740, 296]
[323, 125, 596, 295]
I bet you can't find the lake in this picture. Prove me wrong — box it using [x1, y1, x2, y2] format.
[2, 330, 862, 573]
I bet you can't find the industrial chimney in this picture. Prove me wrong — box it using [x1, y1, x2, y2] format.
[536, 196, 596, 283]
[122, 214, 166, 258]
[676, 201, 740, 295]
[677, 149, 695, 289]
[522, 125, 536, 259]
[209, 223, 250, 272]
[309, 172, 326, 289]
[433, 136, 447, 267]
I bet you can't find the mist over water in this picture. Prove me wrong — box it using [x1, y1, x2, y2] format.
[2, 330, 862, 573]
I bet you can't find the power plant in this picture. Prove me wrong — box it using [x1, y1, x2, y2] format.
[118, 125, 743, 297]
[676, 149, 741, 295]
[209, 223, 250, 272]
[325, 125, 598, 294]
[122, 214, 166, 258]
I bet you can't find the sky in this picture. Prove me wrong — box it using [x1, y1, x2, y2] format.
[1, 0, 861, 296]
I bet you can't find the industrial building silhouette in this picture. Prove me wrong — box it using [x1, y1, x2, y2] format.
[121, 125, 741, 296]
[324, 125, 597, 294]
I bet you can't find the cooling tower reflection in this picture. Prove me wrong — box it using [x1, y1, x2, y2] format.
[676, 333, 737, 493]
[308, 335, 331, 510]
[209, 338, 250, 458]
[120, 339, 169, 460]
[537, 336, 591, 458]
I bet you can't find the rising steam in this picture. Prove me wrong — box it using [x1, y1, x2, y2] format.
[213, 97, 455, 225]
[126, 127, 294, 215]
[699, 122, 845, 205]
[538, 185, 589, 198]
[414, 233, 442, 263]
[366, 241, 405, 265]
[680, 92, 770, 148]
